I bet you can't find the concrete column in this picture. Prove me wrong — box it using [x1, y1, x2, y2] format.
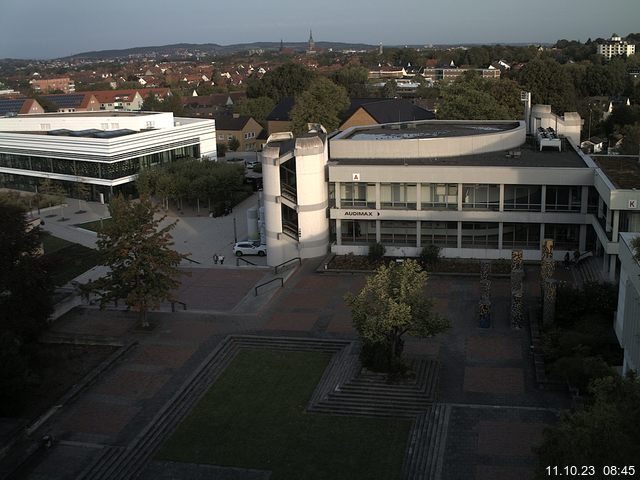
[606, 207, 612, 233]
[540, 185, 546, 213]
[579, 224, 587, 252]
[335, 182, 341, 209]
[499, 184, 505, 212]
[416, 183, 422, 211]
[609, 254, 617, 282]
[498, 222, 504, 251]
[612, 210, 620, 240]
[539, 224, 545, 251]
[416, 220, 421, 248]
[580, 185, 589, 214]
[457, 221, 462, 249]
[375, 183, 381, 210]
[335, 219, 342, 246]
[458, 183, 463, 211]
[376, 219, 381, 243]
[598, 197, 603, 219]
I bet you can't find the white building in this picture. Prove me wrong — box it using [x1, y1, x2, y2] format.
[614, 233, 640, 375]
[260, 111, 640, 285]
[0, 111, 216, 201]
[597, 34, 636, 60]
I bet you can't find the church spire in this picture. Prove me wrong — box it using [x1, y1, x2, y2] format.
[307, 29, 316, 54]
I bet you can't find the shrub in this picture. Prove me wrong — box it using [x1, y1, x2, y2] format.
[549, 356, 613, 393]
[420, 244, 441, 267]
[368, 242, 385, 261]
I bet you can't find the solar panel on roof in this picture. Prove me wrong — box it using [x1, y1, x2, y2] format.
[0, 99, 26, 116]
[41, 94, 85, 108]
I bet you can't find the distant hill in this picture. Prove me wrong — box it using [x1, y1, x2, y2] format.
[65, 41, 378, 59]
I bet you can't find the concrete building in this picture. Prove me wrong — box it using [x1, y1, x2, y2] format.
[614, 233, 640, 375]
[260, 110, 640, 282]
[597, 34, 636, 60]
[0, 111, 216, 202]
[29, 77, 75, 93]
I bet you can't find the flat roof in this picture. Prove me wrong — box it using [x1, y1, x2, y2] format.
[331, 140, 588, 168]
[15, 111, 162, 118]
[342, 121, 521, 140]
[593, 156, 640, 189]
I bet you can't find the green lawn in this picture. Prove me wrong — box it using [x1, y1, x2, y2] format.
[41, 234, 101, 286]
[74, 218, 112, 233]
[157, 349, 411, 480]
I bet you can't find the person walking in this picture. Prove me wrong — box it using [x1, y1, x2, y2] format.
[219, 254, 225, 265]
[213, 253, 219, 264]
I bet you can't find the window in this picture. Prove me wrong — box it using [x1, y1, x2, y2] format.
[545, 186, 581, 212]
[462, 184, 499, 210]
[544, 224, 579, 250]
[421, 183, 458, 209]
[340, 182, 375, 208]
[380, 183, 417, 209]
[502, 223, 540, 249]
[341, 220, 376, 244]
[227, 135, 233, 141]
[420, 221, 458, 247]
[504, 185, 542, 211]
[380, 221, 416, 245]
[461, 222, 499, 248]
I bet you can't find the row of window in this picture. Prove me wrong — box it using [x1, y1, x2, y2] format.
[339, 220, 580, 250]
[333, 183, 591, 212]
[0, 145, 199, 180]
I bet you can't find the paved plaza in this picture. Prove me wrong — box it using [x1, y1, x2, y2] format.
[1, 196, 569, 479]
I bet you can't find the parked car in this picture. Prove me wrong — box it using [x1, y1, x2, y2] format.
[233, 242, 267, 256]
[245, 159, 258, 169]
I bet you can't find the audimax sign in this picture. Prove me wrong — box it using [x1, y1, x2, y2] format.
[344, 211, 381, 217]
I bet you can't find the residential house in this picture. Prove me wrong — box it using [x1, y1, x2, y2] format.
[0, 98, 44, 116]
[597, 34, 636, 60]
[214, 114, 264, 151]
[39, 93, 100, 112]
[266, 97, 296, 135]
[339, 99, 435, 131]
[29, 77, 75, 93]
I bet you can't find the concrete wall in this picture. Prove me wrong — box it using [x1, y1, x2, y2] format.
[331, 121, 526, 159]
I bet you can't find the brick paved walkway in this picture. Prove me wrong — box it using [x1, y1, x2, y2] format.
[9, 261, 569, 480]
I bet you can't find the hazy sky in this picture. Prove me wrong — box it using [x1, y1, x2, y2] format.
[0, 0, 638, 59]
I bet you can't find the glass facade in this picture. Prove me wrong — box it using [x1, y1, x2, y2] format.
[545, 186, 581, 212]
[420, 221, 458, 247]
[380, 220, 416, 245]
[462, 184, 500, 210]
[544, 223, 580, 250]
[0, 145, 199, 181]
[461, 222, 500, 248]
[340, 220, 376, 244]
[380, 183, 417, 209]
[502, 223, 541, 249]
[504, 185, 542, 211]
[340, 182, 375, 208]
[421, 183, 458, 210]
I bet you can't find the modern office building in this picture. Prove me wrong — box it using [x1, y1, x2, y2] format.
[261, 110, 640, 286]
[0, 111, 216, 201]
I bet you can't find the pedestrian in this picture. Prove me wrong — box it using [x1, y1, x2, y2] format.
[219, 254, 225, 265]
[213, 253, 219, 264]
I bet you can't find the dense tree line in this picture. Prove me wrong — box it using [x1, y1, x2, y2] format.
[0, 200, 53, 415]
[137, 160, 251, 215]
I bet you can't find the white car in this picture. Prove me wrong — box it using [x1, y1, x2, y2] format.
[233, 242, 267, 256]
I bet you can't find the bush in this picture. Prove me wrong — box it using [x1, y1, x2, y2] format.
[420, 244, 441, 267]
[360, 340, 408, 377]
[216, 143, 227, 157]
[549, 356, 613, 393]
[368, 242, 385, 261]
[555, 281, 618, 328]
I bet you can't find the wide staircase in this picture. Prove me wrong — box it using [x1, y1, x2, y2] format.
[77, 335, 349, 480]
[307, 346, 440, 419]
[572, 256, 606, 286]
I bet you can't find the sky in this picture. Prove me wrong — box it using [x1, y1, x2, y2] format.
[0, 0, 638, 59]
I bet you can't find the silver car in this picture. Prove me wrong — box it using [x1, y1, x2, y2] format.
[233, 242, 267, 256]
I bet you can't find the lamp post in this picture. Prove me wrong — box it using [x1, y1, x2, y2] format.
[233, 216, 237, 243]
